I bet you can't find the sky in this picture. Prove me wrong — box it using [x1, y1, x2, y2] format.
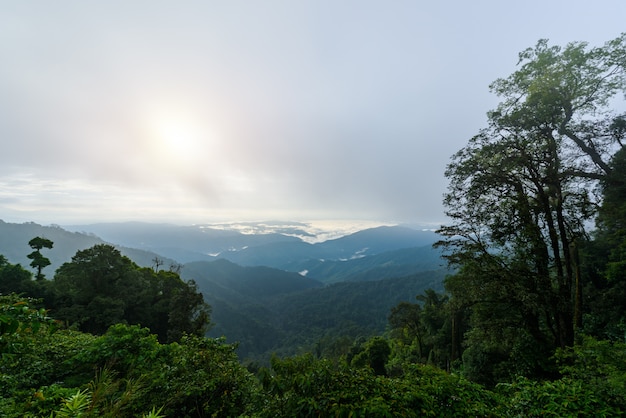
[1, 1, 625, 227]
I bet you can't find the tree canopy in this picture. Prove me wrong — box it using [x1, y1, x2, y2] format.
[438, 34, 626, 383]
[52, 244, 210, 342]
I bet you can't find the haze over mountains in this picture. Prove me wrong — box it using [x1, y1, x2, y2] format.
[0, 219, 175, 274]
[0, 219, 448, 360]
[62, 221, 442, 275]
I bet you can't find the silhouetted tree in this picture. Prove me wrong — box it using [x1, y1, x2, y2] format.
[27, 237, 53, 281]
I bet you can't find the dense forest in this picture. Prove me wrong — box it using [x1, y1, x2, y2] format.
[2, 34, 626, 416]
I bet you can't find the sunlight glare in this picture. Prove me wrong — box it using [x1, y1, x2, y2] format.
[138, 102, 227, 180]
[155, 117, 204, 162]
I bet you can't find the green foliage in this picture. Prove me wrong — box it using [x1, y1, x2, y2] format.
[350, 336, 391, 376]
[0, 327, 96, 414]
[54, 388, 91, 417]
[258, 354, 422, 417]
[66, 324, 256, 417]
[142, 406, 165, 418]
[55, 367, 148, 417]
[2, 320, 257, 417]
[438, 34, 626, 384]
[52, 244, 210, 342]
[3, 297, 626, 416]
[497, 377, 621, 417]
[402, 364, 503, 417]
[70, 324, 160, 376]
[0, 256, 38, 297]
[258, 354, 502, 417]
[142, 334, 258, 417]
[28, 368, 159, 418]
[554, 335, 626, 408]
[596, 147, 626, 282]
[0, 294, 55, 356]
[388, 289, 459, 374]
[0, 296, 97, 417]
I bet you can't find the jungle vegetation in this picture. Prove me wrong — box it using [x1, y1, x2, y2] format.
[2, 34, 626, 416]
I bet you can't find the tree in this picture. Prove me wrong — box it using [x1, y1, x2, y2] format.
[53, 245, 141, 334]
[389, 301, 425, 359]
[440, 129, 585, 381]
[388, 289, 455, 369]
[416, 289, 453, 367]
[350, 336, 391, 376]
[438, 35, 626, 382]
[52, 244, 210, 341]
[0, 256, 35, 296]
[27, 237, 53, 281]
[582, 147, 626, 339]
[489, 35, 626, 179]
[143, 269, 211, 343]
[596, 147, 626, 282]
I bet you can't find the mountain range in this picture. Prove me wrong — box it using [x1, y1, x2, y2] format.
[0, 220, 177, 275]
[63, 222, 440, 270]
[0, 219, 448, 361]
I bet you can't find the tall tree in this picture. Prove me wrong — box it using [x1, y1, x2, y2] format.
[52, 244, 211, 341]
[596, 147, 626, 281]
[582, 147, 626, 339]
[27, 237, 53, 281]
[143, 269, 211, 343]
[388, 289, 455, 369]
[438, 35, 626, 382]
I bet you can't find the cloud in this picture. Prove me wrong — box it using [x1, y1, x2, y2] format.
[1, 1, 626, 225]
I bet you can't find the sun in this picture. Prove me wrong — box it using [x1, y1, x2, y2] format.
[138, 102, 223, 173]
[155, 119, 201, 161]
[142, 109, 215, 167]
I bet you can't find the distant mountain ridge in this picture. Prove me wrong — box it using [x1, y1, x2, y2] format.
[0, 220, 174, 274]
[65, 221, 301, 263]
[65, 222, 440, 271]
[1, 219, 445, 285]
[0, 219, 449, 362]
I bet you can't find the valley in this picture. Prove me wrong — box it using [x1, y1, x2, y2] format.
[0, 219, 448, 361]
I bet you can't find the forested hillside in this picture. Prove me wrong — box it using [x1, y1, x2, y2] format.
[184, 259, 445, 360]
[287, 245, 445, 283]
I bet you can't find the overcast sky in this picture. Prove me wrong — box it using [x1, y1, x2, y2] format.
[1, 1, 625, 226]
